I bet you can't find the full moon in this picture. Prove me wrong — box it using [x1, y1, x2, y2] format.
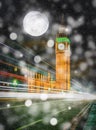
[23, 11, 49, 36]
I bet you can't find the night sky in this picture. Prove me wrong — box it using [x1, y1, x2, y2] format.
[0, 0, 96, 92]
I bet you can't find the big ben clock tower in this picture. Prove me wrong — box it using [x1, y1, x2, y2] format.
[56, 25, 71, 91]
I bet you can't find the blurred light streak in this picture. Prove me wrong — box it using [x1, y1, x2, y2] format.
[0, 53, 55, 75]
[16, 119, 42, 130]
[76, 103, 91, 117]
[0, 104, 24, 110]
[71, 79, 85, 92]
[0, 91, 96, 100]
[0, 100, 39, 110]
[15, 108, 70, 129]
[5, 38, 55, 70]
[15, 100, 88, 130]
[0, 98, 73, 110]
[0, 71, 26, 81]
[70, 103, 91, 130]
[0, 81, 27, 87]
[0, 41, 55, 71]
[0, 59, 55, 79]
[0, 80, 86, 94]
[0, 42, 16, 52]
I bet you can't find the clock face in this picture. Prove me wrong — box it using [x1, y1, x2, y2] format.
[58, 43, 64, 50]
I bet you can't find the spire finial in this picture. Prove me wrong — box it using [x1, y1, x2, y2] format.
[61, 14, 64, 25]
[58, 14, 66, 36]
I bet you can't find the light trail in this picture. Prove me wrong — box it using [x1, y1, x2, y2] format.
[0, 83, 89, 94]
[16, 119, 42, 130]
[0, 55, 55, 77]
[0, 86, 28, 92]
[51, 102, 91, 117]
[6, 40, 56, 70]
[0, 57, 55, 75]
[21, 44, 55, 70]
[0, 80, 70, 92]
[0, 91, 96, 100]
[0, 60, 95, 100]
[0, 56, 91, 95]
[0, 98, 69, 110]
[0, 42, 55, 71]
[0, 81, 27, 87]
[1, 79, 94, 97]
[0, 53, 19, 64]
[71, 79, 85, 92]
[0, 80, 82, 94]
[0, 95, 89, 111]
[0, 96, 93, 130]
[15, 109, 67, 129]
[0, 59, 55, 75]
[0, 98, 60, 110]
[70, 103, 91, 130]
[15, 100, 88, 130]
[0, 59, 90, 94]
[0, 104, 24, 110]
[0, 71, 26, 81]
[76, 103, 91, 117]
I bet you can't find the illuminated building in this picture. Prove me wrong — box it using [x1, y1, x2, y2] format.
[0, 25, 71, 92]
[56, 26, 71, 90]
[0, 24, 70, 93]
[27, 25, 71, 92]
[0, 25, 70, 93]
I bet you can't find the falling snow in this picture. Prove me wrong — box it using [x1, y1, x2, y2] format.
[0, 0, 96, 129]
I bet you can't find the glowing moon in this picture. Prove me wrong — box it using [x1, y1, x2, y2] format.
[23, 11, 49, 36]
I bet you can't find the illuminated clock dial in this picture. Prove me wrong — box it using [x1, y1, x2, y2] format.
[58, 43, 64, 50]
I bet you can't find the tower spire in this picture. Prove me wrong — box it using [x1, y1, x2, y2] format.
[61, 14, 64, 25]
[58, 14, 67, 36]
[56, 14, 70, 91]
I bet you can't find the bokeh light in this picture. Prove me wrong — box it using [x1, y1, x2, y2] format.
[25, 99, 32, 107]
[7, 104, 11, 108]
[47, 39, 54, 48]
[34, 55, 41, 63]
[9, 32, 17, 40]
[50, 117, 58, 126]
[40, 94, 48, 101]
[0, 0, 96, 129]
